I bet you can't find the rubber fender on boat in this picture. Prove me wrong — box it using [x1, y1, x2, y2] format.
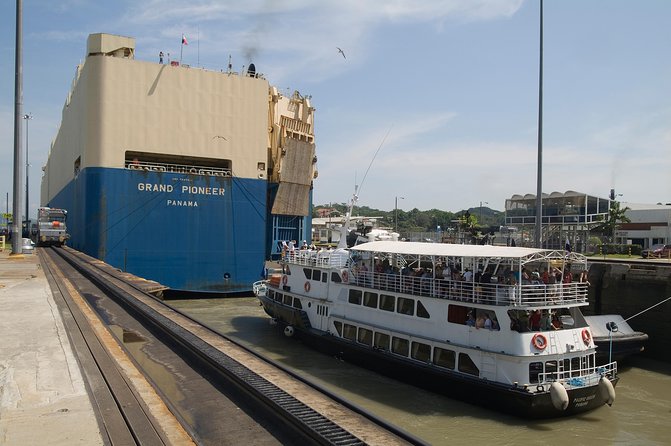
[550, 382, 569, 411]
[284, 326, 295, 337]
[599, 376, 616, 406]
[269, 318, 278, 326]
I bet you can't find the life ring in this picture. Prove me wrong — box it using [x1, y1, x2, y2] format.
[532, 333, 548, 350]
[282, 275, 288, 286]
[341, 270, 349, 283]
[304, 281, 311, 293]
[582, 329, 592, 346]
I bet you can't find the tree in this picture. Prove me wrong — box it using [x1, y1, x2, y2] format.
[593, 201, 631, 242]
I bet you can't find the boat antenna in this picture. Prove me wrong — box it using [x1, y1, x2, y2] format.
[336, 125, 392, 249]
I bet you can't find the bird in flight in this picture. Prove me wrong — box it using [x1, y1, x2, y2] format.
[212, 135, 228, 141]
[337, 47, 346, 59]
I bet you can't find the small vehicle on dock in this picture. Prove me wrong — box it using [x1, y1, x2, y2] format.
[36, 207, 69, 246]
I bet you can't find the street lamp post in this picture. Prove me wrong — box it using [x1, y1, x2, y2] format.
[23, 113, 32, 224]
[479, 201, 488, 225]
[394, 196, 404, 233]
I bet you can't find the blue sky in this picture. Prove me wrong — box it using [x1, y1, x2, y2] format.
[1, 0, 670, 220]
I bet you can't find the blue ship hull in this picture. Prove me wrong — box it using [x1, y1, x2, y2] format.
[47, 167, 267, 294]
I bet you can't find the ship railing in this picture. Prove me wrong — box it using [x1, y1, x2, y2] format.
[125, 160, 232, 177]
[351, 271, 588, 307]
[538, 361, 617, 388]
[284, 250, 349, 269]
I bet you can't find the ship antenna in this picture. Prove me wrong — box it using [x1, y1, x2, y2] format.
[336, 125, 392, 249]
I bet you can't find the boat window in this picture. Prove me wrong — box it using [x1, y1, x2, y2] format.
[571, 357, 581, 376]
[331, 272, 342, 283]
[343, 324, 357, 341]
[302, 268, 311, 279]
[391, 337, 409, 357]
[545, 361, 558, 380]
[529, 362, 542, 383]
[312, 269, 321, 281]
[363, 292, 378, 308]
[397, 297, 414, 316]
[416, 301, 430, 319]
[333, 320, 343, 336]
[322, 272, 327, 283]
[433, 347, 456, 369]
[411, 342, 431, 362]
[508, 309, 530, 332]
[379, 294, 395, 312]
[275, 292, 283, 302]
[283, 294, 293, 305]
[374, 332, 390, 351]
[268, 290, 274, 299]
[293, 298, 302, 309]
[357, 328, 373, 346]
[447, 304, 469, 325]
[348, 289, 362, 305]
[458, 353, 480, 376]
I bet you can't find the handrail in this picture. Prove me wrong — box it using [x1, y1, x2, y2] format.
[538, 361, 617, 388]
[348, 270, 588, 307]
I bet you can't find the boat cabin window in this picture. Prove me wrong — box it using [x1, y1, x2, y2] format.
[331, 272, 342, 283]
[333, 320, 343, 336]
[458, 353, 479, 376]
[292, 298, 302, 309]
[357, 328, 373, 346]
[274, 292, 283, 302]
[392, 337, 409, 357]
[379, 294, 395, 312]
[363, 292, 378, 308]
[374, 332, 390, 351]
[411, 342, 431, 362]
[348, 289, 362, 305]
[416, 301, 430, 319]
[343, 323, 357, 341]
[268, 290, 274, 299]
[397, 297, 414, 316]
[313, 270, 321, 281]
[529, 362, 542, 383]
[283, 294, 293, 305]
[433, 347, 456, 369]
[322, 272, 327, 283]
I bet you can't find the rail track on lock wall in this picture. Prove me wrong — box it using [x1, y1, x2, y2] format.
[39, 246, 422, 446]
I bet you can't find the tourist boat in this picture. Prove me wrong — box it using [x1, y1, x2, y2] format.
[254, 238, 618, 418]
[585, 314, 648, 363]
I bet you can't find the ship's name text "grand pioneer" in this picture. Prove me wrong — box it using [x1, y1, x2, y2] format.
[137, 183, 226, 196]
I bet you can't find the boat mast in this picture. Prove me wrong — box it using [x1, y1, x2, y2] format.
[534, 0, 544, 248]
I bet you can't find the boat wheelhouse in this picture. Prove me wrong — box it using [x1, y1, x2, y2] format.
[255, 241, 618, 418]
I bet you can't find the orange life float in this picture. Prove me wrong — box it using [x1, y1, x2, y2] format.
[581, 329, 592, 346]
[304, 281, 311, 292]
[532, 333, 548, 350]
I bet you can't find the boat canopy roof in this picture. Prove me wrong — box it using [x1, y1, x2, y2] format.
[350, 241, 586, 266]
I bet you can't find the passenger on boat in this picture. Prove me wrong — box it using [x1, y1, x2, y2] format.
[529, 309, 542, 331]
[579, 270, 590, 286]
[484, 313, 493, 330]
[466, 312, 476, 327]
[540, 311, 553, 331]
[551, 313, 563, 330]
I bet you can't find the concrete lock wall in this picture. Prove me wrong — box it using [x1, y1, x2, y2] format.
[587, 262, 671, 362]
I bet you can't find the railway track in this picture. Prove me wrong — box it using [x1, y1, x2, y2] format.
[40, 246, 419, 446]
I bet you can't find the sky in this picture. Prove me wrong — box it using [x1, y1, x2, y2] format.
[1, 0, 670, 221]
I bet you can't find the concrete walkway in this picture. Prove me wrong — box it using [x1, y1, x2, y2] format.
[0, 249, 102, 445]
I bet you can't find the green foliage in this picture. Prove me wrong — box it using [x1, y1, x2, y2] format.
[313, 203, 505, 233]
[592, 201, 631, 241]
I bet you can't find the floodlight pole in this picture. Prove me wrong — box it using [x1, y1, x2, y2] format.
[534, 0, 544, 249]
[11, 0, 25, 255]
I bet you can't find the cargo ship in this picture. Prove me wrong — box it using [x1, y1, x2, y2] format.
[41, 33, 317, 295]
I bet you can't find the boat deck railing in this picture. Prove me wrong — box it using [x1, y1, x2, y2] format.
[350, 271, 588, 307]
[538, 361, 617, 388]
[284, 250, 349, 269]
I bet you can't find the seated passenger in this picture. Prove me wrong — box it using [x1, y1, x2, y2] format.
[484, 314, 493, 330]
[466, 312, 475, 326]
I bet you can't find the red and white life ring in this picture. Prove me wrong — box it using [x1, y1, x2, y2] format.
[341, 270, 349, 283]
[282, 275, 288, 286]
[532, 333, 548, 350]
[581, 329, 592, 346]
[304, 281, 311, 293]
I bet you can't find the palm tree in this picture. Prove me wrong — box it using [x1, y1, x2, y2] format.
[593, 201, 631, 243]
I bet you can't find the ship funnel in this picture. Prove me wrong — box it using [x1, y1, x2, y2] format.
[247, 63, 256, 77]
